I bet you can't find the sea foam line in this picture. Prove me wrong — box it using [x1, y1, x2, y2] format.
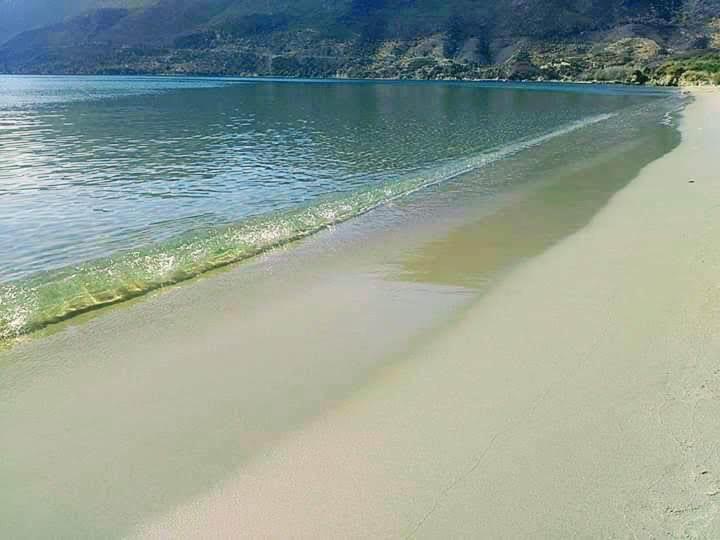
[0, 112, 616, 341]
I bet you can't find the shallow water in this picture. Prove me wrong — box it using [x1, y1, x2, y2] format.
[0, 76, 674, 339]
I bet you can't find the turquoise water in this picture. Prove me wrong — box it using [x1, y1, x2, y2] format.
[0, 76, 676, 339]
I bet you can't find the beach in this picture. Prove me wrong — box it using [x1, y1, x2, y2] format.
[130, 90, 720, 537]
[0, 87, 718, 538]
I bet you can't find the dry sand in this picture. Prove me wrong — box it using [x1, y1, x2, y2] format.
[135, 90, 720, 538]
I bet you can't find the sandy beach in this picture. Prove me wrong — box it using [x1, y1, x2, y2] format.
[0, 88, 717, 539]
[128, 90, 720, 538]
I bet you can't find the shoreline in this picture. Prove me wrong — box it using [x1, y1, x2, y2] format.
[133, 89, 720, 537]
[1, 71, 700, 87]
[0, 83, 675, 346]
[0, 87, 707, 537]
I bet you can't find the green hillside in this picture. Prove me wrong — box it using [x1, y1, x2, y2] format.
[0, 0, 718, 83]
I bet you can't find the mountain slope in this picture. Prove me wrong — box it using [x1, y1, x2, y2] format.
[0, 0, 718, 83]
[0, 0, 156, 44]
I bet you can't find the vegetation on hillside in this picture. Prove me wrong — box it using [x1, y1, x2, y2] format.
[0, 0, 718, 85]
[650, 53, 720, 84]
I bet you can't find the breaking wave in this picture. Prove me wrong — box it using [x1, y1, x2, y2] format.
[0, 113, 616, 341]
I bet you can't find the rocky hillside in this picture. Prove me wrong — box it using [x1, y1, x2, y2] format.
[0, 0, 718, 84]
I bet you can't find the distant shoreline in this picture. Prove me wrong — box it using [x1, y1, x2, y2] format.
[0, 71, 694, 89]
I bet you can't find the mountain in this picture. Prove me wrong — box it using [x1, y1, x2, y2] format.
[0, 0, 155, 44]
[0, 0, 718, 84]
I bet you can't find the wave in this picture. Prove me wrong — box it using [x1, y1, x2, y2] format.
[0, 113, 616, 341]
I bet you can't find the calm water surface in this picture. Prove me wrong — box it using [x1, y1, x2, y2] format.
[0, 76, 675, 338]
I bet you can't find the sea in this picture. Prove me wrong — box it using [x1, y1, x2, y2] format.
[0, 75, 683, 341]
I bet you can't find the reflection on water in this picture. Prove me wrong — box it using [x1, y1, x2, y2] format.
[0, 76, 664, 281]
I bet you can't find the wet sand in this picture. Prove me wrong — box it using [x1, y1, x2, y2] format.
[133, 90, 720, 537]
